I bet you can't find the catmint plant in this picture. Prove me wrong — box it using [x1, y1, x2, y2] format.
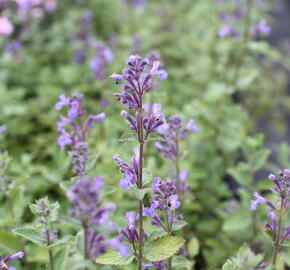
[155, 115, 199, 198]
[0, 125, 7, 134]
[29, 197, 60, 270]
[55, 93, 105, 176]
[95, 55, 184, 269]
[111, 54, 167, 268]
[251, 169, 290, 265]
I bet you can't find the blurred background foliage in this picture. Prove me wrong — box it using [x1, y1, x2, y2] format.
[1, 0, 290, 269]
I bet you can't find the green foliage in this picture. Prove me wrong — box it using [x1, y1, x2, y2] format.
[144, 236, 185, 261]
[95, 249, 134, 265]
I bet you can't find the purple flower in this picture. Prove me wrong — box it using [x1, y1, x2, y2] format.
[0, 17, 13, 36]
[90, 44, 114, 80]
[0, 252, 24, 270]
[68, 176, 115, 258]
[4, 40, 21, 54]
[250, 192, 276, 211]
[217, 25, 239, 38]
[251, 19, 271, 37]
[74, 49, 87, 64]
[113, 154, 139, 189]
[143, 261, 166, 270]
[55, 93, 105, 175]
[0, 125, 7, 134]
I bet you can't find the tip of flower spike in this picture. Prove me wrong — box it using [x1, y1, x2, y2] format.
[0, 125, 7, 133]
[110, 73, 123, 84]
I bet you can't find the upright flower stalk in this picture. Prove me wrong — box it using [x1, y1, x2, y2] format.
[111, 55, 167, 269]
[251, 169, 290, 265]
[155, 115, 199, 198]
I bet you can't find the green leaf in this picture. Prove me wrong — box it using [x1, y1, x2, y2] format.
[144, 236, 185, 261]
[54, 245, 69, 270]
[172, 256, 194, 270]
[143, 168, 153, 186]
[222, 209, 251, 232]
[132, 187, 151, 200]
[146, 133, 165, 142]
[249, 149, 270, 171]
[0, 231, 21, 254]
[172, 220, 187, 231]
[102, 185, 117, 197]
[118, 133, 137, 142]
[187, 237, 199, 258]
[48, 235, 75, 248]
[147, 227, 167, 241]
[95, 248, 134, 265]
[13, 227, 46, 246]
[222, 259, 238, 270]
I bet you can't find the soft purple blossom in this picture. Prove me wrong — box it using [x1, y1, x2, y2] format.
[90, 44, 114, 80]
[0, 125, 7, 134]
[250, 192, 276, 211]
[143, 260, 166, 270]
[74, 49, 87, 64]
[0, 17, 13, 36]
[4, 40, 22, 54]
[0, 252, 24, 270]
[251, 19, 271, 37]
[218, 25, 239, 38]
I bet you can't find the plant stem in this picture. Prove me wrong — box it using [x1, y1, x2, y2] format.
[83, 223, 90, 270]
[137, 97, 144, 270]
[230, 0, 253, 90]
[46, 229, 55, 270]
[272, 198, 284, 265]
[166, 215, 172, 270]
[175, 138, 181, 198]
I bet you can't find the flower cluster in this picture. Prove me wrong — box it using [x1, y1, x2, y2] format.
[155, 115, 198, 194]
[144, 178, 182, 232]
[251, 169, 290, 258]
[120, 0, 148, 9]
[251, 19, 271, 38]
[55, 93, 105, 175]
[0, 252, 25, 270]
[67, 175, 123, 257]
[90, 44, 114, 80]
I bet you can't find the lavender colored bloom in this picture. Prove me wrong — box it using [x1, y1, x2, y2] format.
[55, 93, 105, 175]
[113, 153, 139, 189]
[120, 0, 147, 9]
[0, 17, 13, 36]
[251, 19, 271, 38]
[0, 252, 24, 270]
[4, 40, 22, 54]
[0, 125, 7, 134]
[217, 25, 239, 38]
[144, 178, 182, 232]
[90, 44, 114, 80]
[250, 192, 276, 211]
[68, 175, 117, 258]
[74, 49, 87, 64]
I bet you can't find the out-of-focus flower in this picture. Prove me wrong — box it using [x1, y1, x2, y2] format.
[251, 19, 271, 37]
[0, 17, 14, 36]
[217, 25, 239, 38]
[0, 125, 7, 134]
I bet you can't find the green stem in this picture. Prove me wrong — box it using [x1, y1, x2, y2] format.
[137, 102, 144, 270]
[46, 229, 55, 270]
[230, 0, 253, 90]
[83, 224, 90, 270]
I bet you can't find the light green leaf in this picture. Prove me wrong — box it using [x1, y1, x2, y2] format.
[0, 231, 21, 254]
[144, 236, 185, 261]
[146, 133, 165, 142]
[95, 248, 134, 265]
[118, 133, 137, 142]
[222, 259, 238, 270]
[48, 235, 75, 248]
[172, 256, 194, 270]
[132, 187, 151, 200]
[172, 220, 187, 231]
[54, 245, 69, 270]
[12, 227, 46, 246]
[143, 168, 153, 186]
[222, 210, 251, 232]
[147, 228, 167, 241]
[187, 237, 199, 258]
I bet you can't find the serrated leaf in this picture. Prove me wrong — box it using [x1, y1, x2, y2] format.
[146, 133, 165, 142]
[95, 249, 134, 265]
[222, 259, 238, 270]
[132, 187, 151, 200]
[147, 228, 167, 241]
[143, 168, 152, 186]
[118, 133, 137, 142]
[48, 235, 75, 248]
[102, 185, 117, 197]
[172, 220, 187, 231]
[144, 236, 185, 261]
[13, 227, 46, 246]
